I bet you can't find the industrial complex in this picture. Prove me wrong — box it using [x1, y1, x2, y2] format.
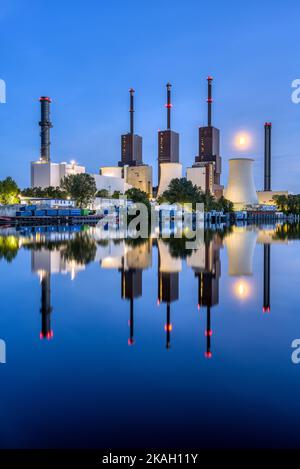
[30, 77, 288, 212]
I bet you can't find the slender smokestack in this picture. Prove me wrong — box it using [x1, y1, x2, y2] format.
[39, 97, 53, 163]
[165, 82, 172, 130]
[129, 88, 134, 134]
[207, 76, 213, 127]
[264, 122, 272, 191]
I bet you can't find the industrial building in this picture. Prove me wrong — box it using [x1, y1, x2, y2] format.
[158, 83, 180, 183]
[31, 97, 86, 188]
[117, 88, 153, 195]
[157, 83, 182, 196]
[125, 165, 152, 197]
[119, 89, 142, 167]
[187, 77, 223, 196]
[31, 160, 85, 188]
[186, 163, 214, 194]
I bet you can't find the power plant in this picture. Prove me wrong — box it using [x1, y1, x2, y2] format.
[157, 83, 182, 196]
[28, 77, 289, 213]
[158, 83, 180, 183]
[187, 77, 223, 197]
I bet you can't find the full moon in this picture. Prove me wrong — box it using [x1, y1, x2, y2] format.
[234, 132, 250, 150]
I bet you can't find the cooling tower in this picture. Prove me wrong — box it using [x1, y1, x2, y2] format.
[157, 162, 182, 197]
[224, 158, 258, 206]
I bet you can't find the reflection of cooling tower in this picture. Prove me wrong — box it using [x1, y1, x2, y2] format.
[157, 163, 182, 197]
[157, 239, 182, 273]
[225, 228, 258, 276]
[225, 158, 258, 206]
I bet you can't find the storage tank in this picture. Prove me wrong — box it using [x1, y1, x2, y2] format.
[224, 158, 258, 207]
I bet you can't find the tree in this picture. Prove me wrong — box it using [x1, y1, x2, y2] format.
[125, 187, 151, 213]
[21, 186, 67, 199]
[215, 196, 234, 213]
[61, 174, 97, 208]
[96, 189, 109, 198]
[111, 191, 122, 199]
[0, 177, 20, 204]
[157, 178, 233, 212]
[273, 194, 300, 215]
[62, 233, 97, 265]
[157, 178, 203, 206]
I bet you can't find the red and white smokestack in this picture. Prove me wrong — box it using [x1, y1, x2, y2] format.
[165, 82, 172, 130]
[207, 76, 213, 127]
[264, 122, 272, 191]
[129, 88, 135, 135]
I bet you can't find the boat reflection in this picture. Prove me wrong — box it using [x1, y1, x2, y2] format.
[0, 222, 299, 351]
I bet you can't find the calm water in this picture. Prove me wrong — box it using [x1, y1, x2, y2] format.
[0, 223, 300, 449]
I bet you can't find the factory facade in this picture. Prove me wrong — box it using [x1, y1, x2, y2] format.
[30, 79, 287, 209]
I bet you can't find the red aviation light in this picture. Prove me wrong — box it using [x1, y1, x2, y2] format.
[128, 338, 135, 346]
[263, 307, 271, 313]
[39, 96, 51, 103]
[205, 351, 212, 359]
[207, 98, 213, 103]
[164, 324, 173, 332]
[207, 76, 213, 81]
[197, 304, 200, 311]
[164, 103, 173, 108]
[205, 329, 213, 337]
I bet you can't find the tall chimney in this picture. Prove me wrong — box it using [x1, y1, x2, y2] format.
[165, 82, 172, 130]
[264, 122, 272, 191]
[39, 97, 53, 163]
[129, 88, 134, 134]
[207, 76, 213, 127]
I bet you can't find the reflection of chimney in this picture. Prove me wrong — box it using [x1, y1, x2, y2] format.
[120, 267, 142, 346]
[39, 97, 53, 163]
[205, 306, 212, 359]
[263, 244, 271, 313]
[264, 123, 272, 192]
[157, 240, 179, 349]
[128, 298, 134, 345]
[165, 303, 172, 349]
[40, 272, 53, 340]
[194, 238, 221, 359]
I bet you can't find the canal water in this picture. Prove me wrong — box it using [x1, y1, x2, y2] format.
[0, 223, 299, 448]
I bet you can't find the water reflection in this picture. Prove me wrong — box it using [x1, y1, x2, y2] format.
[0, 223, 299, 350]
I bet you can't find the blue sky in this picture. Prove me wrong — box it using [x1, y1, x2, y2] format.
[0, 0, 300, 191]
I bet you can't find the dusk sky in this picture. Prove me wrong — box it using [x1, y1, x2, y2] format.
[1, 0, 300, 191]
